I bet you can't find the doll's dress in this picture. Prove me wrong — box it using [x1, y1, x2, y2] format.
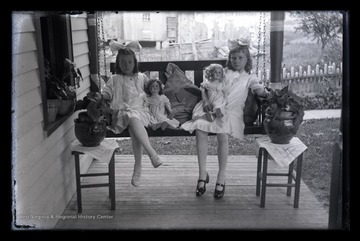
[148, 95, 180, 130]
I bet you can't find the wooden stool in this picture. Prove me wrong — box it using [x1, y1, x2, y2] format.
[255, 136, 307, 208]
[71, 139, 119, 213]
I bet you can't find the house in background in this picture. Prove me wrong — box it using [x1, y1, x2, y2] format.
[103, 11, 178, 49]
[12, 11, 98, 229]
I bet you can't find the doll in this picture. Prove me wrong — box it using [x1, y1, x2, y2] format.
[146, 79, 180, 130]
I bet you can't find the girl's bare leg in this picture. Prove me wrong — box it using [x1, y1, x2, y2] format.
[196, 129, 209, 188]
[129, 127, 143, 187]
[216, 133, 228, 191]
[128, 117, 162, 167]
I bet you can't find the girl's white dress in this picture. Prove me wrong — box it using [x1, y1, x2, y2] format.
[148, 95, 180, 130]
[181, 69, 264, 140]
[102, 73, 150, 134]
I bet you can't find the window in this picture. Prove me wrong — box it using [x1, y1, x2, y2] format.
[166, 17, 177, 41]
[35, 13, 75, 136]
[143, 13, 150, 22]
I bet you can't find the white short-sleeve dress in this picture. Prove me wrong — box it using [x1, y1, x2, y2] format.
[148, 95, 180, 130]
[181, 69, 264, 140]
[101, 73, 150, 134]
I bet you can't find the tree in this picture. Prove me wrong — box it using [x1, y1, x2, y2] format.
[291, 11, 343, 61]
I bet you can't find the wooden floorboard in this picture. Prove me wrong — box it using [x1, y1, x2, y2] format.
[55, 155, 329, 230]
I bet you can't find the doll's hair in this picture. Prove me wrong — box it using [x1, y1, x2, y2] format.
[115, 48, 139, 75]
[204, 64, 225, 82]
[145, 79, 164, 96]
[226, 45, 252, 74]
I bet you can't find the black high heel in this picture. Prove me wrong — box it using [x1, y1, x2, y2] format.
[214, 182, 226, 199]
[196, 173, 210, 196]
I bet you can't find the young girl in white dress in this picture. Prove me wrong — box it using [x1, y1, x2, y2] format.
[192, 63, 227, 122]
[146, 79, 180, 130]
[181, 44, 269, 198]
[101, 47, 163, 187]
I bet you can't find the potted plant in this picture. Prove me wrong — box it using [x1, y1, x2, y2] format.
[263, 85, 305, 144]
[74, 92, 113, 147]
[46, 58, 82, 120]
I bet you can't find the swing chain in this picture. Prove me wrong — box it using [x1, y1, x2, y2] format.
[96, 13, 101, 80]
[101, 13, 108, 78]
[97, 12, 108, 79]
[256, 12, 262, 78]
[262, 12, 267, 85]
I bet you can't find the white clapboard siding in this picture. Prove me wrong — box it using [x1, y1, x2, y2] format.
[14, 86, 42, 119]
[16, 115, 92, 212]
[72, 30, 89, 45]
[13, 51, 39, 76]
[12, 12, 35, 33]
[73, 42, 89, 57]
[79, 64, 91, 78]
[14, 104, 43, 139]
[76, 76, 91, 98]
[74, 53, 90, 69]
[13, 69, 40, 98]
[12, 32, 37, 55]
[16, 113, 76, 189]
[71, 14, 91, 102]
[70, 14, 88, 31]
[15, 110, 75, 173]
[15, 121, 45, 161]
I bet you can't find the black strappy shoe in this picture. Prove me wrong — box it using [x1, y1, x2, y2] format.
[214, 182, 226, 199]
[196, 173, 210, 196]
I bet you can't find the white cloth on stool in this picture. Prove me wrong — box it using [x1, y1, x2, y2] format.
[256, 136, 307, 167]
[71, 139, 119, 164]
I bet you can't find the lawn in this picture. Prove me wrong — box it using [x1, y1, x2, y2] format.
[116, 118, 341, 210]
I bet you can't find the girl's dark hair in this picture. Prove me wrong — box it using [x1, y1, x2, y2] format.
[115, 48, 139, 75]
[145, 79, 163, 95]
[226, 45, 252, 74]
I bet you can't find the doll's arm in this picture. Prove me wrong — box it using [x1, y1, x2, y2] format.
[201, 88, 212, 112]
[164, 98, 174, 119]
[142, 94, 150, 108]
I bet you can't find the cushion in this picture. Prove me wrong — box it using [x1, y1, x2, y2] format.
[163, 63, 201, 124]
[243, 89, 260, 125]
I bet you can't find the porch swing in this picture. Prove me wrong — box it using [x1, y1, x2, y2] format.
[102, 12, 268, 138]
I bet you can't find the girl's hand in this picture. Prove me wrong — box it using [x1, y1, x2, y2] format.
[102, 92, 111, 100]
[168, 111, 175, 120]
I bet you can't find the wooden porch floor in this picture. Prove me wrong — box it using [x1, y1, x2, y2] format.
[55, 155, 329, 230]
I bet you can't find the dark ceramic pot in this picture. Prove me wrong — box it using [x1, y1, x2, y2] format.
[264, 109, 304, 144]
[74, 112, 107, 147]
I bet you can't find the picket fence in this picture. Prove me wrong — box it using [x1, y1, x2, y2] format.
[258, 62, 343, 97]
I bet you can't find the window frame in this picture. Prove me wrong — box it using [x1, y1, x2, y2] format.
[166, 16, 177, 41]
[35, 12, 75, 137]
[142, 13, 150, 22]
